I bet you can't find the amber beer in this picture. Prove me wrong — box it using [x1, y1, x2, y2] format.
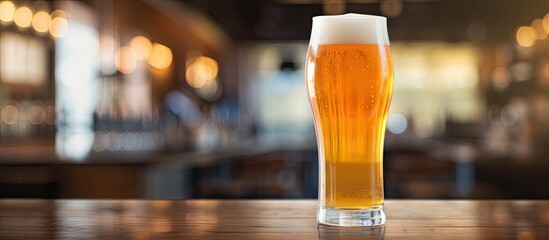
[306, 14, 393, 226]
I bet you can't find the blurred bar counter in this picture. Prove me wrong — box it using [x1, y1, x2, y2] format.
[2, 136, 549, 200]
[0, 138, 319, 199]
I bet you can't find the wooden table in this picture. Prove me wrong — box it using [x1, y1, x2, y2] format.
[1, 200, 548, 239]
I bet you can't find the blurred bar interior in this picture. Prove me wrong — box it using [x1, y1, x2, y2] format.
[0, 0, 549, 199]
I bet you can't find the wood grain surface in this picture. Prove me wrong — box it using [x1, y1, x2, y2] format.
[0, 200, 548, 239]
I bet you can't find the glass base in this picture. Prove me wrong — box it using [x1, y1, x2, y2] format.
[317, 205, 385, 227]
[318, 224, 386, 239]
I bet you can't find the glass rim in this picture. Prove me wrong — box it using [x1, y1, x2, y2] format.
[312, 13, 387, 21]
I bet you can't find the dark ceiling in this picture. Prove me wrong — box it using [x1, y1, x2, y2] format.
[180, 0, 549, 42]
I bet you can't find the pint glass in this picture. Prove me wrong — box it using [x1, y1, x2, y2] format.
[305, 14, 393, 226]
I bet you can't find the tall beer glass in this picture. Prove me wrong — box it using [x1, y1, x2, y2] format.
[306, 14, 393, 226]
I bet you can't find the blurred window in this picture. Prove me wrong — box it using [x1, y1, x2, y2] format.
[0, 32, 47, 86]
[55, 2, 99, 160]
[391, 42, 482, 137]
[249, 43, 314, 137]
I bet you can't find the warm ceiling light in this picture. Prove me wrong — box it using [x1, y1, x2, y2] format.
[50, 9, 67, 19]
[186, 64, 208, 88]
[32, 11, 50, 33]
[531, 19, 547, 40]
[0, 1, 15, 23]
[516, 26, 536, 48]
[185, 56, 219, 88]
[543, 13, 549, 34]
[49, 17, 68, 38]
[194, 56, 219, 80]
[13, 6, 32, 28]
[130, 36, 152, 61]
[116, 46, 137, 74]
[148, 43, 173, 70]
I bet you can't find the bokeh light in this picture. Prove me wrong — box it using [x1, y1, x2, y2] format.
[44, 106, 56, 125]
[0, 1, 15, 24]
[543, 13, 549, 34]
[49, 10, 68, 38]
[13, 6, 32, 28]
[196, 79, 222, 102]
[148, 43, 173, 70]
[387, 113, 408, 134]
[185, 56, 219, 88]
[32, 11, 51, 33]
[531, 19, 547, 40]
[50, 9, 67, 19]
[27, 106, 46, 125]
[491, 67, 511, 90]
[49, 16, 68, 38]
[130, 36, 152, 61]
[1, 105, 18, 125]
[516, 26, 536, 47]
[116, 46, 137, 74]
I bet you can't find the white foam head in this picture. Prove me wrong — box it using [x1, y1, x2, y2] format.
[310, 13, 389, 46]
